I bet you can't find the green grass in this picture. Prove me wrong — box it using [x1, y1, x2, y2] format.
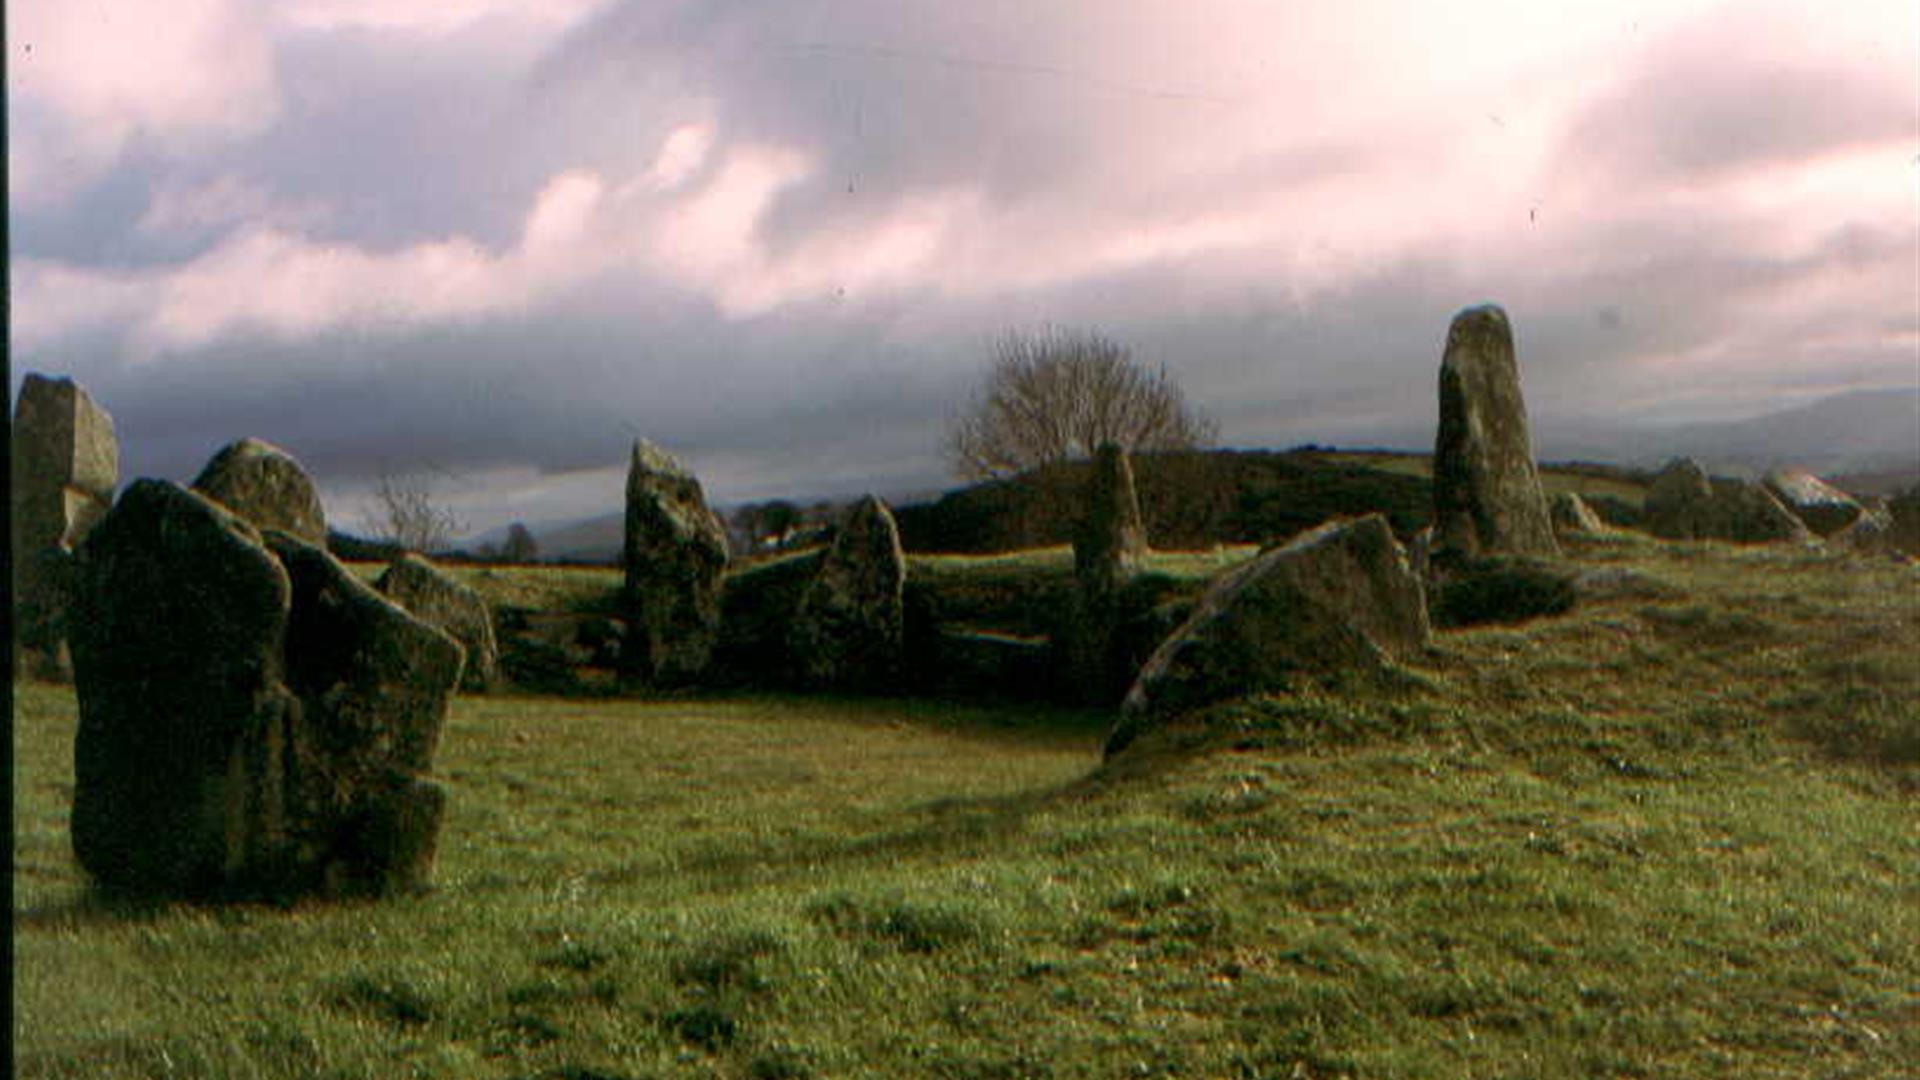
[1324, 451, 1649, 508]
[16, 536, 1919, 1078]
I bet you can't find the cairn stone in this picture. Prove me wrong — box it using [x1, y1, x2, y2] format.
[1432, 305, 1559, 562]
[69, 481, 461, 900]
[191, 437, 328, 544]
[11, 373, 119, 678]
[622, 439, 729, 687]
[1067, 443, 1149, 703]
[1106, 514, 1428, 757]
[1549, 492, 1608, 535]
[789, 496, 907, 689]
[1761, 469, 1862, 537]
[377, 553, 499, 692]
[1644, 458, 1810, 543]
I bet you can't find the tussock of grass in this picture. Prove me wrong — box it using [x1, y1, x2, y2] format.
[15, 536, 1920, 1078]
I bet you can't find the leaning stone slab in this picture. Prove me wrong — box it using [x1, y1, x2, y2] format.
[11, 373, 119, 677]
[69, 480, 461, 900]
[1761, 469, 1862, 537]
[622, 440, 730, 687]
[191, 437, 328, 544]
[1549, 492, 1608, 535]
[789, 496, 907, 689]
[1431, 305, 1558, 561]
[378, 553, 499, 692]
[1106, 514, 1428, 757]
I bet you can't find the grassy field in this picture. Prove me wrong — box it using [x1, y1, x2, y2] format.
[1323, 452, 1650, 508]
[15, 536, 1919, 1078]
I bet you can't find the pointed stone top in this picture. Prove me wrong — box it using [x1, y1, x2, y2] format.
[629, 438, 691, 479]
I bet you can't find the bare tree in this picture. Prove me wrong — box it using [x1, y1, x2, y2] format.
[366, 471, 465, 554]
[502, 522, 539, 563]
[947, 327, 1218, 481]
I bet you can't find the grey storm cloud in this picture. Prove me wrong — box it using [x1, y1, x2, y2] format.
[1558, 11, 1917, 185]
[10, 0, 1915, 533]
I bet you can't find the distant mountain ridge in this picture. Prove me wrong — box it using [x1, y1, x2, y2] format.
[1540, 388, 1920, 479]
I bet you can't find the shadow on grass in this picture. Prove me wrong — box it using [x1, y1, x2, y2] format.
[595, 767, 1122, 891]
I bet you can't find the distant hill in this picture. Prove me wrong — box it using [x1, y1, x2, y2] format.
[1541, 388, 1919, 481]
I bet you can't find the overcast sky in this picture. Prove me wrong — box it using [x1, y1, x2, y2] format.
[10, 0, 1918, 535]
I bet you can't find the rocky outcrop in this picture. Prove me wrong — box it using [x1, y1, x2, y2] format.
[1761, 470, 1863, 537]
[1106, 514, 1428, 757]
[191, 437, 328, 544]
[69, 481, 461, 900]
[11, 373, 119, 678]
[1431, 305, 1558, 562]
[789, 496, 907, 689]
[377, 554, 499, 692]
[621, 440, 729, 687]
[1644, 459, 1811, 543]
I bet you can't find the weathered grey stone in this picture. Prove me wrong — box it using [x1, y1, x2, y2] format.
[11, 373, 118, 678]
[1549, 492, 1609, 534]
[70, 481, 299, 896]
[789, 496, 907, 689]
[69, 481, 461, 900]
[1644, 459, 1811, 543]
[267, 532, 463, 894]
[1066, 444, 1150, 703]
[378, 553, 499, 692]
[622, 439, 730, 687]
[1431, 305, 1559, 561]
[1762, 469, 1863, 536]
[1830, 502, 1896, 555]
[192, 437, 328, 544]
[1890, 488, 1920, 557]
[1643, 458, 1714, 537]
[1106, 514, 1428, 757]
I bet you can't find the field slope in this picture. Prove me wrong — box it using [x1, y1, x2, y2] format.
[13, 536, 1919, 1079]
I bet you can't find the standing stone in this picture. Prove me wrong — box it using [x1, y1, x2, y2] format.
[11, 373, 119, 678]
[788, 496, 907, 689]
[1761, 470, 1863, 537]
[377, 553, 499, 692]
[622, 439, 730, 687]
[1643, 458, 1715, 539]
[1549, 492, 1609, 535]
[1066, 444, 1149, 703]
[69, 480, 461, 900]
[267, 533, 463, 895]
[191, 437, 328, 544]
[1432, 305, 1559, 562]
[1106, 514, 1428, 758]
[1644, 458, 1810, 543]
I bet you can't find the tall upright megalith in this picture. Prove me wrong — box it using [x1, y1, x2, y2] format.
[191, 437, 328, 544]
[789, 495, 907, 689]
[1431, 305, 1559, 562]
[11, 373, 119, 677]
[622, 440, 730, 687]
[1067, 443, 1149, 703]
[68, 481, 462, 899]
